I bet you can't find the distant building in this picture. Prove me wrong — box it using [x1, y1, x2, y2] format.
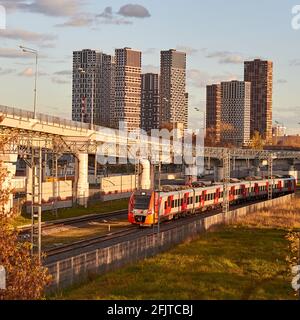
[141, 73, 160, 132]
[244, 59, 273, 143]
[272, 124, 286, 137]
[206, 84, 221, 144]
[72, 49, 115, 127]
[160, 49, 188, 129]
[113, 47, 142, 132]
[220, 80, 251, 146]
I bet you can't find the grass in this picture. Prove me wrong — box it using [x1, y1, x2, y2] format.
[54, 195, 300, 300]
[13, 198, 129, 227]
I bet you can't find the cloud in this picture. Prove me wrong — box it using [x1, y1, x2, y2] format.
[143, 48, 156, 55]
[117, 4, 151, 18]
[206, 51, 244, 64]
[290, 59, 300, 66]
[176, 45, 199, 55]
[52, 77, 70, 84]
[96, 7, 132, 25]
[56, 14, 94, 28]
[142, 65, 159, 74]
[277, 79, 288, 84]
[2, 0, 85, 17]
[0, 67, 16, 75]
[187, 69, 240, 88]
[54, 70, 72, 76]
[0, 28, 56, 43]
[18, 67, 48, 77]
[0, 48, 34, 59]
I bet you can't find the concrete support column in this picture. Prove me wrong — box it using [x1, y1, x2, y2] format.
[185, 165, 198, 185]
[288, 165, 298, 182]
[214, 166, 224, 182]
[0, 154, 18, 214]
[76, 153, 89, 207]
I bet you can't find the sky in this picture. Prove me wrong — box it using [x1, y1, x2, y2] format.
[0, 0, 299, 134]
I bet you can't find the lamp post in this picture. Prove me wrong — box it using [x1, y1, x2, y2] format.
[78, 67, 95, 130]
[20, 46, 38, 119]
[194, 107, 206, 130]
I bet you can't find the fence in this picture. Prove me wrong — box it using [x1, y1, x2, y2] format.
[46, 194, 294, 293]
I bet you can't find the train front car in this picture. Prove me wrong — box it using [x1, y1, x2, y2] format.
[128, 191, 155, 226]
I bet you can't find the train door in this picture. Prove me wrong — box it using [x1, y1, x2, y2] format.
[255, 183, 259, 196]
[201, 190, 207, 208]
[214, 188, 220, 205]
[164, 195, 173, 216]
[182, 193, 189, 212]
[230, 186, 235, 202]
[278, 180, 283, 192]
[241, 184, 247, 199]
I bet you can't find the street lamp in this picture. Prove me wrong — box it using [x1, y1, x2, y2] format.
[194, 107, 206, 130]
[78, 67, 95, 130]
[20, 45, 38, 119]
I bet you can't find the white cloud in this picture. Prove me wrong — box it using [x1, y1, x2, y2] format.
[2, 0, 86, 17]
[206, 51, 244, 64]
[0, 48, 34, 59]
[0, 28, 56, 43]
[187, 69, 240, 88]
[18, 67, 48, 77]
[0, 67, 15, 75]
[176, 45, 199, 55]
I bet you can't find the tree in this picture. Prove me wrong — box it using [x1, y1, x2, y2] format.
[250, 131, 265, 150]
[0, 135, 51, 300]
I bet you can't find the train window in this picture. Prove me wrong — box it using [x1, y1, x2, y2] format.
[181, 199, 183, 206]
[171, 200, 174, 208]
[165, 201, 167, 210]
[134, 195, 151, 210]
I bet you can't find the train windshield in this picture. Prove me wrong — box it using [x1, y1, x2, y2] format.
[134, 195, 151, 210]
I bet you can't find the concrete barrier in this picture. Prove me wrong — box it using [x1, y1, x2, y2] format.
[46, 194, 294, 293]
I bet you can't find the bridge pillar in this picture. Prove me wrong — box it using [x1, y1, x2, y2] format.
[0, 154, 18, 214]
[214, 166, 224, 182]
[289, 165, 298, 181]
[76, 153, 89, 207]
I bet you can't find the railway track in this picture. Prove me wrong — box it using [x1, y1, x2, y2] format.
[44, 194, 290, 262]
[45, 226, 140, 257]
[18, 209, 128, 238]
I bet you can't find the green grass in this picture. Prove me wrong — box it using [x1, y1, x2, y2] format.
[54, 226, 296, 300]
[13, 198, 129, 227]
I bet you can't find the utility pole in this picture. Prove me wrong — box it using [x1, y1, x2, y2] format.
[31, 147, 42, 264]
[20, 46, 38, 119]
[222, 149, 230, 215]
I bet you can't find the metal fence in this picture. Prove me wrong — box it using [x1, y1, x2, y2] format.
[0, 104, 97, 132]
[46, 194, 294, 293]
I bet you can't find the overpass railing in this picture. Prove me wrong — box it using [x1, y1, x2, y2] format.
[0, 105, 95, 132]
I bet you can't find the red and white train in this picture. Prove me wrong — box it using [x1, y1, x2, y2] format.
[128, 176, 296, 227]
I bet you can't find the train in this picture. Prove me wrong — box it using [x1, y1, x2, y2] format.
[128, 176, 296, 227]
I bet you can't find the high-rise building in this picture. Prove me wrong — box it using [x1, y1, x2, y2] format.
[113, 47, 142, 132]
[160, 49, 188, 129]
[206, 84, 221, 144]
[100, 54, 115, 128]
[244, 59, 273, 143]
[72, 49, 115, 127]
[141, 73, 160, 132]
[221, 80, 251, 146]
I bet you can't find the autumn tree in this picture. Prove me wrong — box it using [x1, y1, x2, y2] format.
[0, 135, 51, 300]
[250, 131, 266, 150]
